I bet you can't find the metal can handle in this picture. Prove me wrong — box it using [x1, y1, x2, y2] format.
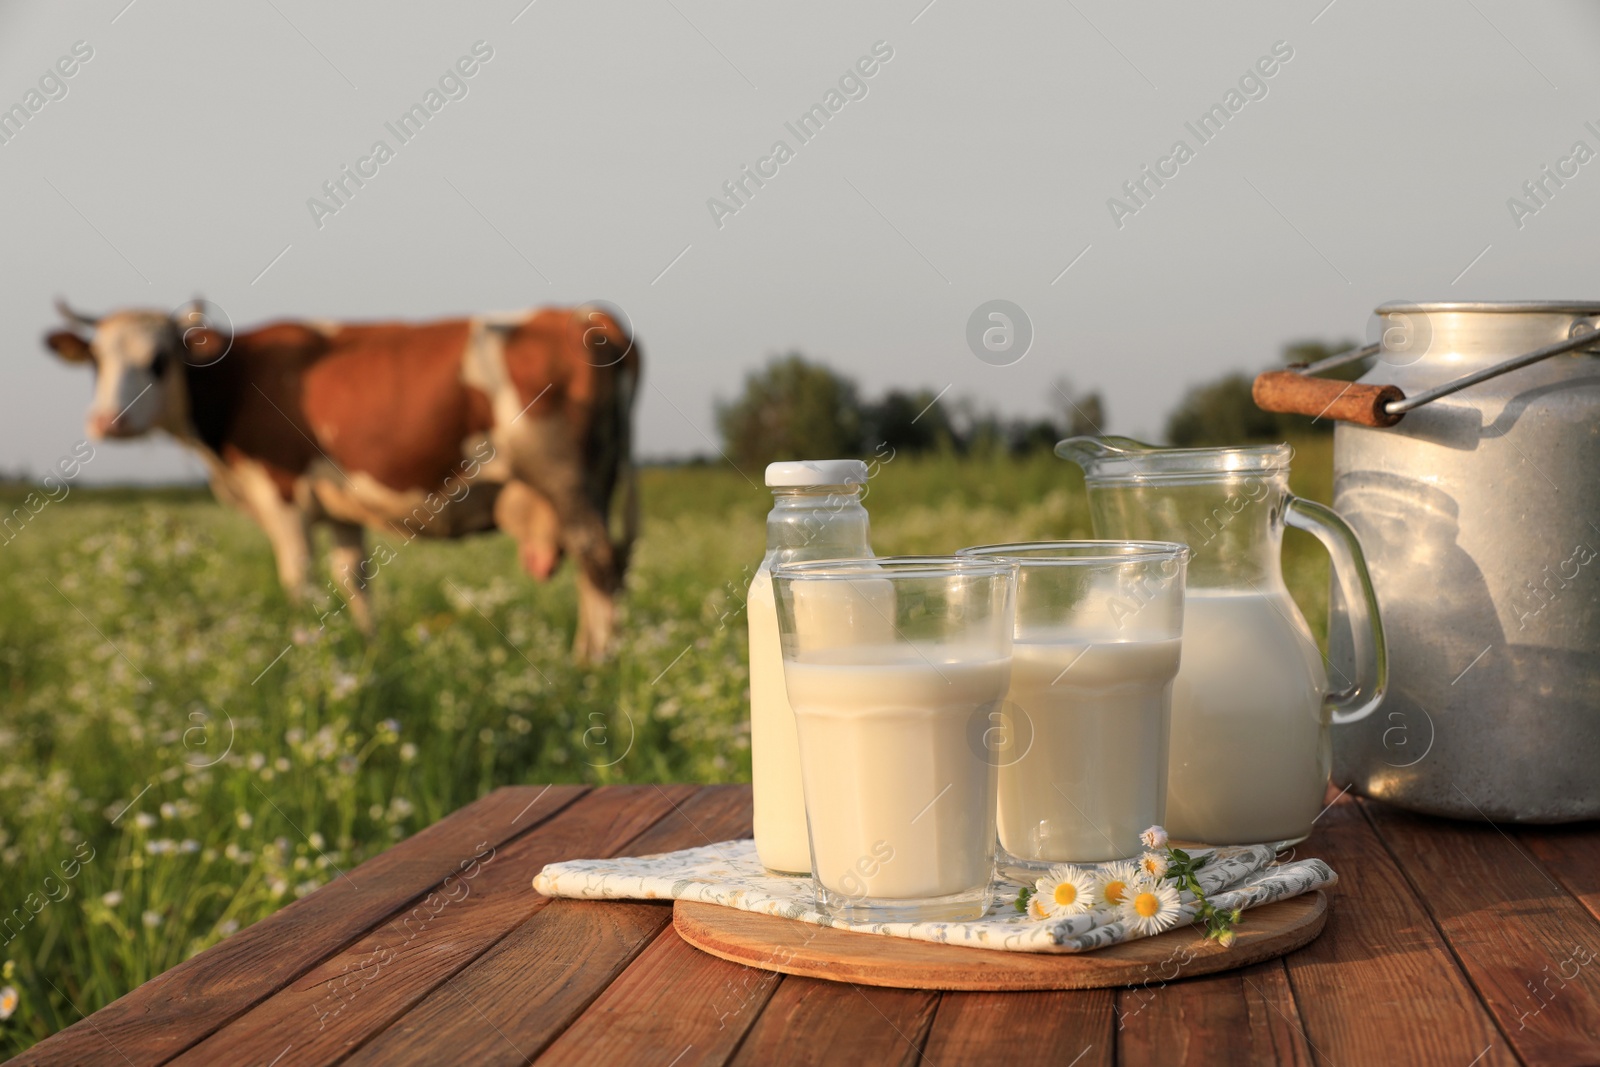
[1285, 496, 1388, 725]
[1253, 370, 1403, 428]
[1253, 327, 1599, 425]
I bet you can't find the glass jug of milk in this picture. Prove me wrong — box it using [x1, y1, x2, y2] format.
[749, 459, 875, 874]
[1057, 437, 1388, 846]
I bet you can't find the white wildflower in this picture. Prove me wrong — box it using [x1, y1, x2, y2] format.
[1029, 864, 1098, 919]
[1121, 880, 1183, 937]
[1138, 851, 1170, 881]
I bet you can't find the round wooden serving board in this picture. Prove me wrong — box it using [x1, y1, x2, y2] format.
[674, 891, 1327, 991]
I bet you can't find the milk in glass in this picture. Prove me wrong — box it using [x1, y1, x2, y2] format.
[785, 648, 1008, 899]
[750, 568, 894, 873]
[998, 636, 1181, 863]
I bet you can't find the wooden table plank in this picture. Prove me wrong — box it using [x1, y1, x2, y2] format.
[1364, 800, 1600, 1065]
[1116, 960, 1311, 1067]
[10, 784, 587, 1067]
[1279, 793, 1517, 1067]
[721, 979, 936, 1067]
[1519, 823, 1600, 926]
[168, 784, 699, 1067]
[347, 785, 755, 1066]
[534, 919, 781, 1067]
[924, 990, 1113, 1067]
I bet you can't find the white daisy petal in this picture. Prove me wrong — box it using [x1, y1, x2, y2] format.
[1095, 860, 1140, 908]
[1120, 879, 1183, 936]
[1030, 863, 1099, 918]
[1138, 850, 1170, 880]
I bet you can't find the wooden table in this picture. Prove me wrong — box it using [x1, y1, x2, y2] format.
[11, 785, 1600, 1066]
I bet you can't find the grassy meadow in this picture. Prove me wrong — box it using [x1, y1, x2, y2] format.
[0, 440, 1333, 1053]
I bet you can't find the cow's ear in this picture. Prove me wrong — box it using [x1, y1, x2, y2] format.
[45, 330, 93, 363]
[181, 326, 226, 366]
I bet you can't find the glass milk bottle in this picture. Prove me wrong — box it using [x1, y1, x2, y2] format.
[748, 460, 874, 874]
[1057, 437, 1387, 846]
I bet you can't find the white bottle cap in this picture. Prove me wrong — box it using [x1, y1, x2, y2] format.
[764, 459, 869, 487]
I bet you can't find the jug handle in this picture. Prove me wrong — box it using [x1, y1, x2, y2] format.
[1285, 497, 1389, 725]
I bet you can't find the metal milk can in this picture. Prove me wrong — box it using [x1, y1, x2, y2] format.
[1253, 301, 1600, 822]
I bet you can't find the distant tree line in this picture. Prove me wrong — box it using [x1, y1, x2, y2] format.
[714, 354, 1105, 468]
[715, 341, 1364, 466]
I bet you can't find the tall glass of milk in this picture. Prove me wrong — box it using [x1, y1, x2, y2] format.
[959, 541, 1189, 877]
[749, 460, 876, 875]
[771, 556, 1017, 922]
[1058, 437, 1387, 847]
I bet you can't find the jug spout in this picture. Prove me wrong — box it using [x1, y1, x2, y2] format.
[1056, 435, 1295, 482]
[1054, 435, 1160, 473]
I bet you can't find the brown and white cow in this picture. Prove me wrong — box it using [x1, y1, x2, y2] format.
[45, 300, 639, 661]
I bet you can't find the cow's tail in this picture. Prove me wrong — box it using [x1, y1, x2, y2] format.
[614, 347, 640, 576]
[581, 307, 640, 576]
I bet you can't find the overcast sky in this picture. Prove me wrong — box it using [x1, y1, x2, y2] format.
[3, 0, 1599, 483]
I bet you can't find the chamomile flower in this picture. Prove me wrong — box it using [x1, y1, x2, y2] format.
[1095, 860, 1140, 908]
[1139, 825, 1169, 850]
[1121, 879, 1183, 936]
[0, 985, 17, 1021]
[1029, 864, 1098, 919]
[1138, 851, 1170, 881]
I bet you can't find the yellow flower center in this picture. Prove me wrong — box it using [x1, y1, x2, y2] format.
[1134, 891, 1162, 919]
[1103, 879, 1127, 905]
[1053, 882, 1078, 907]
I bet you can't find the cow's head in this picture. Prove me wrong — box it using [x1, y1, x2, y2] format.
[44, 299, 224, 440]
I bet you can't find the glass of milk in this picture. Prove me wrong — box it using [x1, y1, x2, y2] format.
[771, 556, 1017, 922]
[959, 542, 1189, 878]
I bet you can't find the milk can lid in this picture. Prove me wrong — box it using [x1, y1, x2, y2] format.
[764, 460, 869, 487]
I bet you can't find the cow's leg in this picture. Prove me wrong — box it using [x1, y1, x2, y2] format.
[572, 572, 616, 663]
[328, 522, 374, 634]
[505, 423, 621, 662]
[266, 512, 312, 604]
[494, 480, 564, 580]
[235, 464, 314, 606]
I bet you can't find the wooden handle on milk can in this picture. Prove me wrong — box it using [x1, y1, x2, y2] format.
[1252, 371, 1406, 428]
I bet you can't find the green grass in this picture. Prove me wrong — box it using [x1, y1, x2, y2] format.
[0, 440, 1332, 1054]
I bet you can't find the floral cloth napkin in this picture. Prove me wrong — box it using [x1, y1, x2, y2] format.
[533, 839, 1336, 954]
